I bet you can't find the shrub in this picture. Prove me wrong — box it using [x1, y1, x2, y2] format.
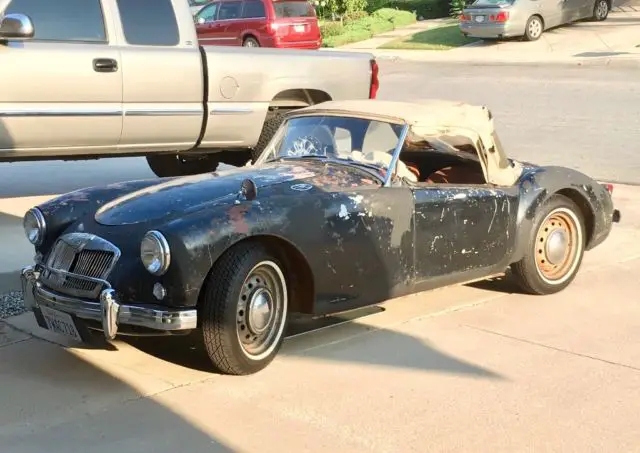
[320, 21, 345, 37]
[353, 15, 395, 33]
[371, 7, 417, 26]
[369, 0, 450, 19]
[322, 28, 373, 47]
[343, 10, 370, 22]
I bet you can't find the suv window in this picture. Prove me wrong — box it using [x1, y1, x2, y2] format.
[5, 0, 107, 42]
[116, 0, 180, 46]
[218, 1, 242, 20]
[242, 0, 266, 18]
[273, 0, 314, 17]
[197, 3, 219, 22]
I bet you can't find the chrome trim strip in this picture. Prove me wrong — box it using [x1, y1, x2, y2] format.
[21, 267, 198, 337]
[124, 109, 203, 117]
[0, 110, 121, 117]
[210, 106, 253, 115]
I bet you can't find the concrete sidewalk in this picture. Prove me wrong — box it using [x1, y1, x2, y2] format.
[324, 9, 640, 66]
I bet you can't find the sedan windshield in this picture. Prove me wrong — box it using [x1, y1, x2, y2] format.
[260, 115, 405, 174]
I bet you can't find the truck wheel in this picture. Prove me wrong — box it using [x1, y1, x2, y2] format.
[251, 112, 286, 162]
[510, 194, 586, 295]
[198, 242, 289, 375]
[146, 154, 218, 178]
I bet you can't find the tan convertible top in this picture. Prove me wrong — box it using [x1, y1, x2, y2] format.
[292, 99, 522, 186]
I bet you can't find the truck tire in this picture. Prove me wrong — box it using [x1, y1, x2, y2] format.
[198, 242, 289, 375]
[251, 112, 286, 162]
[146, 154, 218, 178]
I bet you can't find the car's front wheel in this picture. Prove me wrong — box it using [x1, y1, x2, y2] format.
[511, 194, 586, 295]
[592, 0, 609, 21]
[199, 243, 289, 375]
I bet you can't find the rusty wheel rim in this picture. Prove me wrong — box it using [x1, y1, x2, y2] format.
[534, 207, 582, 284]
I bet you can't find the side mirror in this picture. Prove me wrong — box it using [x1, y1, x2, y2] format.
[0, 13, 34, 40]
[197, 16, 206, 24]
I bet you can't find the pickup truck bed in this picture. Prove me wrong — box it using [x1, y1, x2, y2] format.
[0, 0, 377, 177]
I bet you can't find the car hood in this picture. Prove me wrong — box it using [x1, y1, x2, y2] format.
[94, 161, 333, 226]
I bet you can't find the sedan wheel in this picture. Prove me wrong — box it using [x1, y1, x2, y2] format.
[199, 243, 289, 375]
[511, 194, 586, 295]
[593, 0, 609, 20]
[524, 16, 544, 41]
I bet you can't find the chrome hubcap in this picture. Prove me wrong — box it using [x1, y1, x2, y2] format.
[529, 19, 542, 38]
[247, 289, 273, 334]
[545, 229, 568, 265]
[236, 261, 287, 360]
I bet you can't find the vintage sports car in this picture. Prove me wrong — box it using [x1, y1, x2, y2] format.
[21, 99, 621, 375]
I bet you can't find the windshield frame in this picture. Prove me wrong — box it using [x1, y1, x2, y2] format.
[254, 113, 410, 186]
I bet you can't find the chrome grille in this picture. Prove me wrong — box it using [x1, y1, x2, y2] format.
[40, 233, 120, 299]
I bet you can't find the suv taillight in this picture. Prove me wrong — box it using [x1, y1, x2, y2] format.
[369, 59, 379, 99]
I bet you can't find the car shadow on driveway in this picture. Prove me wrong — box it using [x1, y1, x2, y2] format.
[0, 327, 238, 452]
[122, 309, 504, 380]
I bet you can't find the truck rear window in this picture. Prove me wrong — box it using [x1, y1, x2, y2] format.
[273, 1, 315, 18]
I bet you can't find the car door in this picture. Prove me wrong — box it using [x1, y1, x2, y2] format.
[216, 0, 244, 46]
[239, 0, 268, 45]
[0, 0, 122, 155]
[412, 183, 518, 281]
[195, 2, 224, 45]
[115, 0, 204, 153]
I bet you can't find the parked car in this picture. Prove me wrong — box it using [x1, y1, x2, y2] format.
[189, 0, 212, 16]
[0, 0, 375, 177]
[21, 99, 621, 375]
[194, 0, 322, 49]
[459, 0, 610, 41]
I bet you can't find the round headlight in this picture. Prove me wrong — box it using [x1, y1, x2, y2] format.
[23, 208, 46, 246]
[140, 230, 171, 276]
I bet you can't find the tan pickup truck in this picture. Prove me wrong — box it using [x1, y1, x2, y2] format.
[0, 0, 378, 177]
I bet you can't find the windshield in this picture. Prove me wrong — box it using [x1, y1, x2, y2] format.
[259, 115, 405, 173]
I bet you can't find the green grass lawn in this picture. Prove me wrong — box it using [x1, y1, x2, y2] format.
[380, 23, 478, 51]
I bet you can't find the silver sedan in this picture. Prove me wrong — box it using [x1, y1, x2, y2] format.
[459, 0, 610, 41]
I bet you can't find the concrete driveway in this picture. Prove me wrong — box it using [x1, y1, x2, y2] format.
[1, 184, 638, 452]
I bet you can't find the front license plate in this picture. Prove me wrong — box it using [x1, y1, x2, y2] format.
[40, 306, 83, 342]
[474, 15, 485, 22]
[294, 24, 305, 32]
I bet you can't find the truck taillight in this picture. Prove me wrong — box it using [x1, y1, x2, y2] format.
[369, 59, 379, 99]
[604, 183, 614, 194]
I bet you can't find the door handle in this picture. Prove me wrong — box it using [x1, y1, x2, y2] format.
[93, 58, 118, 73]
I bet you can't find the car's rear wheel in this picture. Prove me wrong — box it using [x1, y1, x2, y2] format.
[511, 194, 586, 295]
[243, 37, 260, 47]
[523, 15, 544, 41]
[146, 154, 219, 177]
[198, 243, 289, 375]
[592, 0, 609, 21]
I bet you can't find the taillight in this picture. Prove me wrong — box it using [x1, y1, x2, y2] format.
[491, 11, 509, 22]
[459, 14, 471, 21]
[369, 59, 379, 99]
[604, 183, 614, 194]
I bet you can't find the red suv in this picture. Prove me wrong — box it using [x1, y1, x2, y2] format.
[195, 0, 322, 49]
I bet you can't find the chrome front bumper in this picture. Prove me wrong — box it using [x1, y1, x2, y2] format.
[21, 266, 198, 341]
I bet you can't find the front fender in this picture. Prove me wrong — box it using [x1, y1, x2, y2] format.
[512, 165, 613, 262]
